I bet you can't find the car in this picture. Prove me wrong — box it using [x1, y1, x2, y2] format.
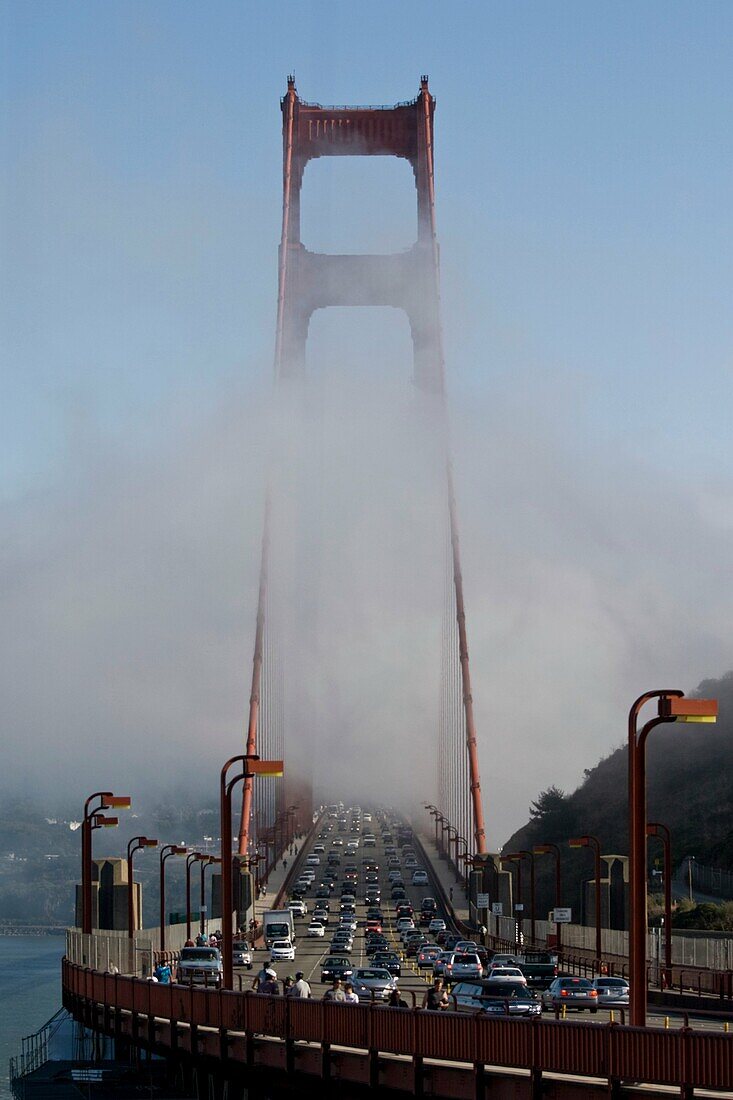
[321, 956, 353, 983]
[429, 918, 446, 934]
[404, 856, 418, 869]
[312, 909, 330, 926]
[350, 967, 398, 1002]
[232, 941, 253, 968]
[396, 917, 415, 935]
[446, 953, 483, 981]
[421, 897, 438, 912]
[301, 870, 316, 881]
[366, 918, 383, 934]
[452, 980, 542, 1017]
[391, 888, 406, 901]
[332, 838, 344, 847]
[307, 921, 326, 937]
[388, 858, 400, 869]
[177, 946, 223, 987]
[542, 977, 599, 1013]
[331, 937, 354, 953]
[306, 854, 320, 866]
[388, 870, 402, 882]
[487, 966, 527, 984]
[417, 945, 443, 969]
[270, 939, 296, 962]
[444, 934, 461, 951]
[371, 951, 401, 977]
[591, 977, 630, 1007]
[365, 872, 379, 884]
[287, 900, 307, 917]
[340, 893, 356, 905]
[365, 936, 390, 956]
[366, 907, 383, 920]
[313, 844, 325, 853]
[365, 893, 382, 906]
[433, 951, 453, 978]
[405, 936, 429, 958]
[315, 887, 330, 899]
[491, 954, 518, 967]
[455, 940, 479, 952]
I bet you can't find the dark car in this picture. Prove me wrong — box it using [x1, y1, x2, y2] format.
[391, 888, 407, 901]
[316, 887, 330, 899]
[396, 904, 414, 919]
[321, 956, 354, 983]
[420, 897, 437, 913]
[453, 980, 542, 1017]
[365, 936, 390, 956]
[406, 936, 429, 958]
[371, 951, 401, 977]
[365, 892, 381, 906]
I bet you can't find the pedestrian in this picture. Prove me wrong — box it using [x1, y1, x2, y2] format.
[153, 962, 172, 985]
[449, 887, 453, 903]
[387, 989, 409, 1008]
[282, 858, 287, 872]
[283, 975, 294, 996]
[252, 963, 270, 991]
[342, 982, 359, 1004]
[195, 932, 207, 947]
[422, 977, 449, 1011]
[259, 968, 280, 995]
[322, 978, 345, 1003]
[290, 971, 312, 998]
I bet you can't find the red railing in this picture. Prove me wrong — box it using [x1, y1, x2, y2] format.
[63, 960, 732, 1093]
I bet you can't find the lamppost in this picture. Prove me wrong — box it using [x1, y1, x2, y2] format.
[186, 852, 207, 941]
[534, 843, 563, 955]
[568, 835, 602, 970]
[425, 805, 440, 849]
[437, 812, 450, 858]
[159, 844, 188, 952]
[126, 836, 158, 938]
[647, 822, 672, 987]
[81, 791, 131, 934]
[200, 855, 222, 935]
[500, 853, 524, 943]
[502, 851, 535, 943]
[628, 691, 717, 1027]
[452, 834, 469, 885]
[220, 754, 284, 989]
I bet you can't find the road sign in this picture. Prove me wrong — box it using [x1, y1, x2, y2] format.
[514, 903, 524, 912]
[491, 902, 503, 916]
[552, 907, 572, 923]
[477, 892, 490, 908]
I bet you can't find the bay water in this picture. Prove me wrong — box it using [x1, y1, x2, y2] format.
[0, 936, 64, 1098]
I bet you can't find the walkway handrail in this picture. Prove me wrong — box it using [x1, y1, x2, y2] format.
[63, 959, 732, 1093]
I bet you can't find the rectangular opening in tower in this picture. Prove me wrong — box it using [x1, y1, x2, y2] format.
[300, 157, 417, 255]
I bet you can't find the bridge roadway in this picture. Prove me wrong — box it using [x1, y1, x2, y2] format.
[245, 808, 732, 1032]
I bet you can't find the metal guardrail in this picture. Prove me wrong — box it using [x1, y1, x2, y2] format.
[297, 98, 418, 111]
[63, 960, 732, 1093]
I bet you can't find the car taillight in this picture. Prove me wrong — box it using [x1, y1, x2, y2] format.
[589, 990, 598, 997]
[560, 990, 568, 996]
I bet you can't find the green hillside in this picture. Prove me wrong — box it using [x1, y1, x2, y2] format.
[502, 671, 733, 922]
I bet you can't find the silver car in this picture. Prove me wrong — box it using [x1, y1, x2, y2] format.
[446, 952, 483, 981]
[350, 966, 398, 1002]
[232, 940, 253, 968]
[591, 976, 630, 1007]
[542, 977, 599, 1013]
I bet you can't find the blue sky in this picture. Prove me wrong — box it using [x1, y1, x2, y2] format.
[3, 1, 732, 494]
[2, 2, 733, 839]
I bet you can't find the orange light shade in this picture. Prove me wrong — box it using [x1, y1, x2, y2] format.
[106, 796, 132, 809]
[660, 697, 717, 722]
[568, 838, 588, 849]
[247, 759, 284, 777]
[142, 838, 158, 847]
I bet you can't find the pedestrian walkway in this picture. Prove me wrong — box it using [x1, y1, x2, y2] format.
[416, 830, 472, 927]
[250, 834, 309, 936]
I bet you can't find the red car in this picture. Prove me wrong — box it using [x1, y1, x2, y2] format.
[366, 918, 383, 934]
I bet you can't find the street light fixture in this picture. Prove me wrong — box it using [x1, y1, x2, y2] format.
[200, 855, 222, 936]
[185, 852, 207, 941]
[425, 805, 440, 849]
[501, 851, 535, 943]
[628, 690, 717, 1026]
[647, 822, 672, 987]
[568, 835, 602, 970]
[126, 836, 158, 939]
[81, 791, 131, 934]
[220, 754, 284, 988]
[159, 844, 188, 952]
[533, 843, 563, 956]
